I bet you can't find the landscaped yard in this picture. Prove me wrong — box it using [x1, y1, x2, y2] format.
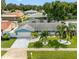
[67, 36, 77, 48]
[28, 36, 77, 48]
[1, 38, 16, 48]
[27, 51, 77, 59]
[1, 51, 7, 56]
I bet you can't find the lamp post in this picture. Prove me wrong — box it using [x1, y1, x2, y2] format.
[31, 52, 32, 59]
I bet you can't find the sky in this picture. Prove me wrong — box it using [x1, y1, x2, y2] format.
[6, 0, 77, 5]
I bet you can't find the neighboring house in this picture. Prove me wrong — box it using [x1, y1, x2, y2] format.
[1, 10, 24, 21]
[64, 20, 77, 25]
[24, 10, 47, 18]
[1, 20, 16, 34]
[24, 10, 47, 23]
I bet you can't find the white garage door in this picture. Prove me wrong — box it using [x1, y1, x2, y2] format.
[17, 32, 31, 38]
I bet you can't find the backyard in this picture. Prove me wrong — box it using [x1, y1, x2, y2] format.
[27, 51, 77, 59]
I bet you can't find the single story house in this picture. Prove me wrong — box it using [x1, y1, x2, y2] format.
[1, 20, 16, 34]
[14, 22, 60, 38]
[1, 10, 24, 21]
[24, 10, 47, 23]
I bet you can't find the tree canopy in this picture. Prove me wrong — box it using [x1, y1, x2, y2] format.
[4, 1, 77, 21]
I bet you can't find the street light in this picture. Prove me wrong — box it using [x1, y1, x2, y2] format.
[31, 52, 32, 58]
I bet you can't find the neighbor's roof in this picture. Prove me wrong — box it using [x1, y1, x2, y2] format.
[25, 10, 37, 13]
[1, 20, 12, 30]
[2, 10, 24, 17]
[28, 13, 47, 18]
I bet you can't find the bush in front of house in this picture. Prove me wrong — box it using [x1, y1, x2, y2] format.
[34, 41, 43, 48]
[48, 40, 60, 48]
[48, 40, 67, 48]
[31, 32, 38, 38]
[1, 34, 10, 41]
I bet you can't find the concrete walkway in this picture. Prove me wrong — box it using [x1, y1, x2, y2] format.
[2, 48, 27, 59]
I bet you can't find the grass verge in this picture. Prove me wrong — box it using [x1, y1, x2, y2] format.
[27, 51, 77, 59]
[1, 38, 16, 48]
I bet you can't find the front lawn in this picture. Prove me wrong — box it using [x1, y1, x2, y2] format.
[27, 51, 77, 59]
[28, 36, 77, 48]
[1, 51, 7, 56]
[68, 36, 77, 48]
[1, 38, 16, 48]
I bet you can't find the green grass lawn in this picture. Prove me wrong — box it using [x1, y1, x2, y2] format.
[27, 51, 77, 59]
[28, 36, 77, 48]
[68, 36, 77, 48]
[1, 51, 7, 56]
[1, 38, 16, 48]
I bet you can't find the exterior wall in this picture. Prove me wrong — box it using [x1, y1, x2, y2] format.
[16, 32, 31, 38]
[2, 17, 18, 21]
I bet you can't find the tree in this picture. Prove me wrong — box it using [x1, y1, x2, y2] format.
[68, 23, 76, 39]
[2, 33, 10, 40]
[43, 1, 77, 21]
[31, 32, 38, 38]
[5, 4, 18, 11]
[56, 22, 67, 39]
[40, 31, 49, 45]
[1, 0, 6, 10]
[19, 15, 28, 22]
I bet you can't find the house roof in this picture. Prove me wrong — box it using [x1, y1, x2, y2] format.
[28, 13, 47, 18]
[1, 21, 12, 30]
[17, 22, 60, 32]
[2, 10, 24, 17]
[28, 23, 60, 31]
[15, 29, 32, 32]
[25, 10, 37, 13]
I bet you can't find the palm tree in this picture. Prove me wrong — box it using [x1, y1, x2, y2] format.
[56, 22, 67, 39]
[20, 15, 28, 22]
[68, 23, 76, 39]
[40, 31, 49, 45]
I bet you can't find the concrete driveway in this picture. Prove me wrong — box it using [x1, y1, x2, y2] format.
[11, 38, 30, 48]
[11, 37, 39, 48]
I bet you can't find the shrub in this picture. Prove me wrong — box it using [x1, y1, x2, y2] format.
[31, 32, 38, 38]
[34, 41, 43, 48]
[48, 40, 67, 48]
[1, 34, 10, 40]
[49, 40, 60, 48]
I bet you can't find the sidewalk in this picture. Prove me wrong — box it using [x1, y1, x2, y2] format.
[2, 48, 27, 59]
[1, 48, 76, 59]
[2, 48, 77, 51]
